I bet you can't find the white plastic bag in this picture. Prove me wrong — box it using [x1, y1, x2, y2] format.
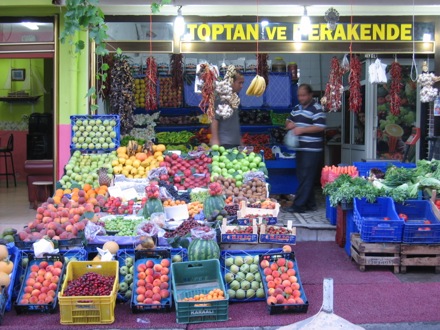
[284, 130, 299, 149]
[368, 58, 387, 84]
[33, 239, 59, 258]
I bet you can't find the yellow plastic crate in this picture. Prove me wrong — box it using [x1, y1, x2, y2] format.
[58, 261, 119, 325]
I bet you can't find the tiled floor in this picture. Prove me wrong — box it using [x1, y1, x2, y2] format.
[0, 181, 35, 233]
[0, 182, 334, 238]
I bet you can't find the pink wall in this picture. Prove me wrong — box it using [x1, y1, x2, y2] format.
[57, 124, 70, 180]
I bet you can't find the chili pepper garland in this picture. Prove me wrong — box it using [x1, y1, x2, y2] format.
[145, 56, 157, 111]
[170, 53, 183, 89]
[198, 63, 217, 120]
[257, 53, 269, 87]
[349, 56, 362, 113]
[323, 57, 345, 112]
[389, 61, 402, 115]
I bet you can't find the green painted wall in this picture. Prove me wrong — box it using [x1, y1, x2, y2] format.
[0, 58, 46, 122]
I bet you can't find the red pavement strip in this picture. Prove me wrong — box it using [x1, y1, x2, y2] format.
[1, 241, 439, 329]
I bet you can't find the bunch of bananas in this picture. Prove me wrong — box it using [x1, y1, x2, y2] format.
[246, 75, 266, 97]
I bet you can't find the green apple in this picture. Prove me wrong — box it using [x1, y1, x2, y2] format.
[219, 163, 225, 169]
[212, 155, 220, 162]
[219, 146, 226, 153]
[211, 144, 220, 151]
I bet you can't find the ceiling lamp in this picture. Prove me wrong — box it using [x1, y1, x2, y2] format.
[21, 22, 39, 30]
[300, 6, 312, 36]
[324, 7, 340, 31]
[174, 6, 185, 37]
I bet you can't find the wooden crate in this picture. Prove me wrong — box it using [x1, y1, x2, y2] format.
[400, 244, 440, 274]
[350, 233, 401, 274]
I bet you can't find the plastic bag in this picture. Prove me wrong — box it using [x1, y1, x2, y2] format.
[159, 186, 174, 201]
[368, 58, 387, 84]
[190, 226, 216, 240]
[85, 220, 106, 241]
[33, 239, 59, 258]
[341, 54, 350, 73]
[150, 212, 166, 229]
[136, 220, 163, 237]
[243, 171, 266, 184]
[284, 130, 299, 149]
[148, 167, 168, 181]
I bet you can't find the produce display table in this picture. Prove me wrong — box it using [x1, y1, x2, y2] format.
[265, 158, 297, 194]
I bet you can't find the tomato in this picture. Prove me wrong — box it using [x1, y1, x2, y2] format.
[398, 213, 408, 221]
[383, 217, 390, 221]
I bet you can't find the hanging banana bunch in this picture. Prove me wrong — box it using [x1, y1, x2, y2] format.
[246, 75, 266, 97]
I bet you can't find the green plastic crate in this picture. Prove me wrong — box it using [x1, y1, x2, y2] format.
[171, 260, 228, 324]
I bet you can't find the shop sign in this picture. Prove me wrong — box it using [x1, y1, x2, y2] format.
[185, 22, 433, 42]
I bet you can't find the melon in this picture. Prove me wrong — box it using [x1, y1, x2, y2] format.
[0, 245, 8, 261]
[103, 241, 119, 254]
[143, 198, 164, 219]
[0, 272, 10, 288]
[0, 260, 13, 275]
[203, 195, 225, 220]
[188, 238, 220, 261]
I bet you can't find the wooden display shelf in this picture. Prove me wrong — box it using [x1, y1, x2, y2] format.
[350, 233, 401, 274]
[400, 244, 440, 274]
[0, 95, 42, 103]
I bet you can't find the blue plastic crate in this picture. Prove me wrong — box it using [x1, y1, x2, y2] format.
[326, 196, 337, 225]
[5, 244, 20, 312]
[220, 249, 283, 303]
[353, 197, 404, 243]
[394, 200, 440, 244]
[353, 161, 416, 177]
[70, 115, 120, 152]
[183, 81, 202, 107]
[116, 249, 135, 302]
[344, 210, 357, 257]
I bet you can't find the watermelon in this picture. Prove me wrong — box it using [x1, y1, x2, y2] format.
[188, 238, 220, 261]
[143, 198, 164, 219]
[203, 195, 225, 220]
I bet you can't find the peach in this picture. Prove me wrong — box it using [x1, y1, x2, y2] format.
[54, 261, 63, 269]
[137, 272, 146, 280]
[282, 245, 292, 253]
[49, 282, 58, 291]
[276, 258, 286, 267]
[267, 281, 275, 289]
[274, 288, 284, 296]
[284, 286, 293, 295]
[31, 289, 41, 297]
[160, 275, 169, 283]
[153, 264, 162, 272]
[276, 294, 285, 304]
[37, 269, 46, 276]
[160, 289, 169, 299]
[30, 265, 39, 273]
[47, 290, 56, 298]
[36, 276, 44, 284]
[45, 296, 54, 304]
[26, 278, 36, 286]
[295, 297, 304, 304]
[291, 282, 300, 290]
[153, 279, 162, 287]
[265, 275, 274, 282]
[145, 260, 154, 269]
[267, 296, 277, 305]
[136, 287, 146, 295]
[145, 275, 154, 284]
[152, 286, 161, 294]
[287, 297, 296, 304]
[52, 268, 62, 276]
[267, 288, 275, 296]
[145, 290, 154, 298]
[143, 298, 153, 305]
[260, 260, 270, 269]
[282, 280, 291, 288]
[159, 282, 169, 290]
[39, 261, 49, 269]
[272, 271, 280, 278]
[160, 267, 169, 275]
[29, 296, 38, 304]
[34, 282, 42, 290]
[23, 293, 32, 299]
[137, 264, 147, 272]
[160, 259, 170, 267]
[20, 298, 29, 305]
[24, 286, 33, 294]
[270, 263, 278, 271]
[292, 290, 301, 298]
[153, 273, 161, 280]
[145, 283, 154, 291]
[137, 280, 146, 287]
[136, 294, 145, 302]
[287, 260, 294, 269]
[152, 293, 162, 302]
[51, 275, 59, 283]
[289, 276, 298, 283]
[280, 273, 289, 281]
[44, 272, 53, 281]
[274, 278, 282, 286]
[287, 269, 296, 276]
[38, 293, 47, 301]
[263, 268, 272, 276]
[145, 268, 154, 276]
[40, 287, 49, 294]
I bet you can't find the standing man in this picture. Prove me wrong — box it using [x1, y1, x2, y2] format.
[283, 84, 326, 213]
[210, 69, 245, 149]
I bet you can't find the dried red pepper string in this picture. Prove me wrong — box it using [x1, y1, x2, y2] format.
[145, 57, 157, 111]
[257, 53, 269, 86]
[349, 56, 362, 113]
[171, 54, 183, 90]
[324, 57, 344, 112]
[198, 64, 216, 119]
[390, 61, 402, 116]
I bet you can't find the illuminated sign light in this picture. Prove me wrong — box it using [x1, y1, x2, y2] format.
[185, 23, 418, 42]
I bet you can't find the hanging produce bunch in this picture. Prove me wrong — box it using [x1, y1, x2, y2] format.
[389, 61, 402, 115]
[170, 53, 183, 89]
[198, 63, 218, 120]
[145, 56, 158, 111]
[322, 56, 348, 112]
[246, 74, 266, 97]
[257, 53, 269, 87]
[349, 56, 362, 113]
[109, 54, 135, 135]
[215, 65, 241, 119]
[418, 72, 440, 103]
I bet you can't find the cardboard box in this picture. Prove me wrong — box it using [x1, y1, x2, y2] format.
[237, 201, 280, 219]
[259, 221, 297, 244]
[221, 219, 258, 244]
